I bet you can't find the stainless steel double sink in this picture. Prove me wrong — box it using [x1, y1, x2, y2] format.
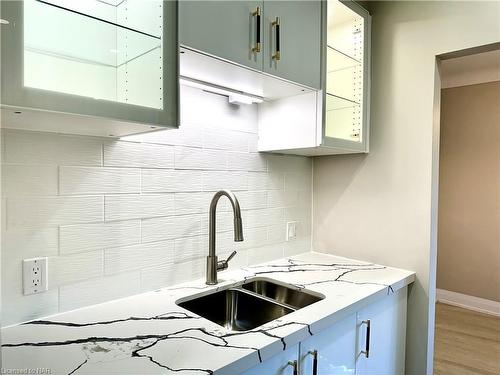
[177, 278, 324, 331]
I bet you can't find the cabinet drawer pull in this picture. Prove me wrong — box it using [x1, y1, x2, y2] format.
[252, 7, 261, 53]
[272, 17, 280, 60]
[308, 350, 318, 375]
[287, 360, 298, 375]
[361, 319, 371, 358]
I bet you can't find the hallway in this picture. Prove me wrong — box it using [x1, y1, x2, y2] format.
[434, 303, 500, 374]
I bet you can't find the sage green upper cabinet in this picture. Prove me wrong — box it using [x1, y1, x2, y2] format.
[179, 1, 263, 71]
[179, 0, 320, 89]
[0, 0, 179, 137]
[262, 1, 321, 89]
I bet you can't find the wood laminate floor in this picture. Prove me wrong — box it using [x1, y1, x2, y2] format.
[434, 302, 500, 375]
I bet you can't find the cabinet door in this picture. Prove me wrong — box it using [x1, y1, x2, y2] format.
[179, 1, 263, 71]
[355, 288, 408, 375]
[0, 0, 179, 129]
[300, 314, 356, 375]
[263, 1, 321, 89]
[241, 344, 299, 375]
[322, 0, 371, 153]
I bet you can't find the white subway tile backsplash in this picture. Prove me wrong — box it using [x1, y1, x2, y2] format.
[174, 235, 208, 263]
[247, 244, 284, 265]
[1, 86, 312, 326]
[175, 146, 227, 170]
[247, 172, 284, 191]
[104, 141, 174, 168]
[48, 251, 104, 287]
[227, 152, 267, 172]
[141, 215, 203, 243]
[174, 192, 211, 215]
[60, 220, 141, 254]
[2, 228, 59, 258]
[59, 272, 141, 311]
[2, 289, 59, 327]
[267, 224, 287, 245]
[140, 258, 205, 292]
[104, 240, 174, 275]
[7, 196, 103, 227]
[124, 127, 203, 148]
[237, 191, 267, 210]
[105, 194, 174, 221]
[267, 190, 299, 208]
[267, 154, 312, 174]
[2, 165, 58, 196]
[202, 171, 248, 192]
[60, 167, 140, 195]
[4, 130, 102, 166]
[245, 208, 285, 228]
[203, 128, 249, 151]
[141, 169, 202, 193]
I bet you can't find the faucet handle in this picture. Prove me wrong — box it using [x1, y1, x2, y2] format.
[217, 251, 237, 271]
[226, 250, 237, 262]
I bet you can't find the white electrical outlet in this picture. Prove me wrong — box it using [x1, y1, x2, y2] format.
[286, 221, 298, 241]
[23, 257, 48, 295]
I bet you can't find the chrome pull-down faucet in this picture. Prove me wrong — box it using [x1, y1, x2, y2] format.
[206, 190, 244, 285]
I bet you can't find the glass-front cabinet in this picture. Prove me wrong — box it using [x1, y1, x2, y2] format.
[0, 0, 179, 137]
[324, 0, 367, 147]
[257, 0, 370, 155]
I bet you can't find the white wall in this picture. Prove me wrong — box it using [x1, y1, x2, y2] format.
[1, 85, 312, 326]
[312, 2, 500, 375]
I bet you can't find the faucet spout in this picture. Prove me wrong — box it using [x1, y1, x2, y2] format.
[207, 190, 244, 285]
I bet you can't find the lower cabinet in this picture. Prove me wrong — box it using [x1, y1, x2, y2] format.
[240, 287, 407, 375]
[300, 314, 356, 375]
[355, 288, 408, 375]
[242, 344, 300, 375]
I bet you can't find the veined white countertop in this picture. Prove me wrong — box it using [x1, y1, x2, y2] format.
[1, 252, 415, 375]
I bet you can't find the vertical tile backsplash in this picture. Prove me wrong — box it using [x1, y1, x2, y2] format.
[1, 86, 312, 326]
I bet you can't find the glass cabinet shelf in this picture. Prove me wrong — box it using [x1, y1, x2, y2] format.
[325, 92, 359, 110]
[27, 0, 161, 67]
[24, 0, 163, 108]
[325, 92, 361, 142]
[327, 45, 360, 72]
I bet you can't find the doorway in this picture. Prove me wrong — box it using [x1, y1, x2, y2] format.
[434, 48, 500, 374]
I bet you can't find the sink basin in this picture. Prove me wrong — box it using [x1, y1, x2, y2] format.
[177, 278, 324, 331]
[241, 279, 323, 309]
[178, 288, 293, 331]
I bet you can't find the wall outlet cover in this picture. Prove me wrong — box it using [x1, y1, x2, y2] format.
[286, 221, 298, 241]
[23, 257, 48, 295]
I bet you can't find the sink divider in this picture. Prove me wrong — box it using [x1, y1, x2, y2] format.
[230, 287, 298, 312]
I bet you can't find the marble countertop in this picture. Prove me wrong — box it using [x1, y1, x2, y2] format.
[1, 252, 415, 375]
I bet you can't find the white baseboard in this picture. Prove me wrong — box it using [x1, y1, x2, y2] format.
[436, 289, 500, 317]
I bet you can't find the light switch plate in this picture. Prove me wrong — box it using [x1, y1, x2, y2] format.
[23, 257, 48, 295]
[286, 221, 298, 241]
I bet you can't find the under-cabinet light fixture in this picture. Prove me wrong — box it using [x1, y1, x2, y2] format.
[179, 76, 264, 105]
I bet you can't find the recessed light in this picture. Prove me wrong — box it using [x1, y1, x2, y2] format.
[0, 19, 9, 25]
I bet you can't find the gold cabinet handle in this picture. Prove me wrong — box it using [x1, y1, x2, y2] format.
[252, 7, 261, 53]
[271, 16, 280, 60]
